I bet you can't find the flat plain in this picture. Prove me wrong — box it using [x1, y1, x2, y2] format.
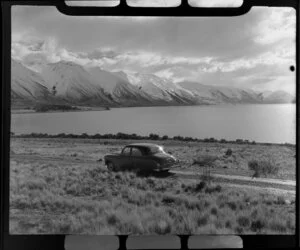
[10, 137, 296, 234]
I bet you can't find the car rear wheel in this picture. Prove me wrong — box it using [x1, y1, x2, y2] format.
[107, 162, 116, 171]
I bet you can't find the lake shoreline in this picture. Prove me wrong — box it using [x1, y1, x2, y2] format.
[11, 133, 296, 147]
[11, 104, 296, 145]
[11, 103, 295, 114]
[11, 106, 110, 114]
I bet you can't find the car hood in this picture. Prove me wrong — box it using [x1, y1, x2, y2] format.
[104, 153, 121, 157]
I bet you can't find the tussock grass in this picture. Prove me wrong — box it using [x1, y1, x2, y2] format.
[11, 137, 295, 179]
[10, 138, 295, 234]
[10, 159, 295, 235]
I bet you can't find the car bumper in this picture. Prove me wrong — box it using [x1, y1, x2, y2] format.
[154, 162, 180, 171]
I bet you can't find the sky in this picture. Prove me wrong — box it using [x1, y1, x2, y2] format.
[11, 2, 296, 94]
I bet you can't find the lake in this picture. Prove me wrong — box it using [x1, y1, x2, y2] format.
[11, 104, 296, 144]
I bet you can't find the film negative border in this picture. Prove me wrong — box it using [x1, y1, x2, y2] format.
[1, 0, 299, 249]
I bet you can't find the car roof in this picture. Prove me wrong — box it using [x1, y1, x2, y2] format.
[126, 143, 162, 148]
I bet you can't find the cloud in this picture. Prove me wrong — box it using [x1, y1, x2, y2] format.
[11, 5, 296, 94]
[254, 8, 296, 45]
[155, 67, 200, 83]
[207, 49, 295, 73]
[12, 36, 61, 66]
[80, 48, 119, 60]
[11, 6, 264, 57]
[155, 68, 175, 79]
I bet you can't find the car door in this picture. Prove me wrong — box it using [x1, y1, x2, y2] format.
[131, 147, 154, 171]
[118, 146, 133, 170]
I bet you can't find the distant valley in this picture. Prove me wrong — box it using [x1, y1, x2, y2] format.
[11, 59, 295, 110]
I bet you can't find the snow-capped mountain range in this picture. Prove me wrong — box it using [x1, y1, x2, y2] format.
[11, 59, 295, 109]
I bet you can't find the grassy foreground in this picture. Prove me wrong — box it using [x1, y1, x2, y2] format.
[10, 138, 295, 234]
[11, 137, 296, 180]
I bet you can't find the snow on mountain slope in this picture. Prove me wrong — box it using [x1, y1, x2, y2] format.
[209, 86, 262, 103]
[40, 61, 113, 105]
[88, 68, 155, 105]
[120, 72, 199, 105]
[261, 90, 294, 103]
[177, 81, 220, 104]
[125, 72, 174, 101]
[11, 58, 295, 108]
[88, 67, 125, 94]
[11, 59, 50, 105]
[178, 81, 263, 104]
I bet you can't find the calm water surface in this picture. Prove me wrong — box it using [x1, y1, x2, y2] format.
[11, 104, 296, 144]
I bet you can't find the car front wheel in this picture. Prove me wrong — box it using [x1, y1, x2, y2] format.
[107, 162, 116, 171]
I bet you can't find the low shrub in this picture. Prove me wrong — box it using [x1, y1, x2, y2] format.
[107, 214, 119, 225]
[195, 181, 206, 192]
[193, 155, 218, 166]
[226, 201, 237, 211]
[151, 220, 171, 234]
[235, 227, 244, 234]
[225, 148, 233, 156]
[200, 171, 215, 184]
[237, 216, 250, 227]
[225, 220, 232, 229]
[205, 185, 222, 194]
[197, 215, 208, 226]
[248, 159, 279, 178]
[269, 221, 287, 233]
[210, 207, 218, 216]
[162, 196, 175, 204]
[275, 196, 286, 205]
[251, 218, 266, 232]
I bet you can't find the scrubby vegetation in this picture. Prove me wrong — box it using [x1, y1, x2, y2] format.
[10, 158, 295, 234]
[11, 132, 296, 147]
[9, 137, 295, 234]
[192, 155, 218, 166]
[248, 159, 279, 178]
[10, 137, 296, 181]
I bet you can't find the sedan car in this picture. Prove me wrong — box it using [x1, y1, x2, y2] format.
[104, 143, 179, 172]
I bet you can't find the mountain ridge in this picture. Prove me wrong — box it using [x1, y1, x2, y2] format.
[11, 59, 295, 109]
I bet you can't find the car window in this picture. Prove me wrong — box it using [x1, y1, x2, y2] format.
[131, 147, 143, 156]
[148, 146, 164, 154]
[122, 147, 131, 155]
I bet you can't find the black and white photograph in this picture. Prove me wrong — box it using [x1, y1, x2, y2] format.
[9, 2, 296, 235]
